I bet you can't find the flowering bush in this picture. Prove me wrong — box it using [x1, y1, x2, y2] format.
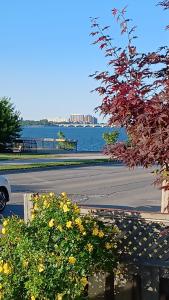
[0, 193, 120, 300]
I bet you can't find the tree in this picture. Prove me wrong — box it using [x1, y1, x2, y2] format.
[103, 131, 119, 145]
[0, 97, 21, 150]
[57, 131, 76, 151]
[57, 130, 66, 140]
[90, 3, 169, 212]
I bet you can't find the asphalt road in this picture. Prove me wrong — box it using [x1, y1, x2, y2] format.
[2, 164, 161, 218]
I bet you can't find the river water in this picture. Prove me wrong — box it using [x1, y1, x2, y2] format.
[22, 126, 127, 152]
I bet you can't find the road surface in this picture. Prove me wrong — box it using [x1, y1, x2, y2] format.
[2, 164, 161, 218]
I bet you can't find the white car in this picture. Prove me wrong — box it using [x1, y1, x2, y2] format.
[0, 175, 11, 211]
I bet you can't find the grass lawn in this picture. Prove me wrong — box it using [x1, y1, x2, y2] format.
[0, 159, 112, 171]
[0, 153, 64, 161]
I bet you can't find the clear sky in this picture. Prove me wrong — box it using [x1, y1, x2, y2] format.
[0, 0, 168, 121]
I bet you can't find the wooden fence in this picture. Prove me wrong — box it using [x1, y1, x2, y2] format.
[24, 194, 169, 300]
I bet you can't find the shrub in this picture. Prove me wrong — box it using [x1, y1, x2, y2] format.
[0, 193, 120, 300]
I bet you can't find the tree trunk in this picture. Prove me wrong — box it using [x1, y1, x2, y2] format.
[161, 180, 169, 213]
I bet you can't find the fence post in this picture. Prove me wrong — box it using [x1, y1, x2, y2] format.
[24, 193, 33, 223]
[141, 267, 159, 300]
[88, 272, 114, 299]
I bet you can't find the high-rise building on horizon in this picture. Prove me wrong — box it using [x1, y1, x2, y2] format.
[69, 114, 97, 124]
[69, 114, 85, 123]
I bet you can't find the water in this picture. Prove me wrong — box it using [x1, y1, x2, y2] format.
[21, 126, 127, 152]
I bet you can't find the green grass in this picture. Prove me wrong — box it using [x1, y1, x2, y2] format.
[0, 159, 111, 171]
[0, 153, 66, 161]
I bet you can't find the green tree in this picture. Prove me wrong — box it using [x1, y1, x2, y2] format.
[0, 97, 21, 149]
[57, 130, 65, 139]
[57, 131, 76, 151]
[103, 131, 119, 145]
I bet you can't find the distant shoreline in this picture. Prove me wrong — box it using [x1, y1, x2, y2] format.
[22, 124, 112, 128]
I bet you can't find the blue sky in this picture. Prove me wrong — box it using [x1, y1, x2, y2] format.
[0, 0, 168, 121]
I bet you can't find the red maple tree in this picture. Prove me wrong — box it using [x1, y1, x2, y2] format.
[90, 3, 169, 212]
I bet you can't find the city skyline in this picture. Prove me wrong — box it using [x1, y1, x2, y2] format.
[0, 1, 168, 121]
[24, 113, 99, 124]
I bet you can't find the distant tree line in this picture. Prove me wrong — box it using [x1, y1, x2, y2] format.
[21, 119, 51, 126]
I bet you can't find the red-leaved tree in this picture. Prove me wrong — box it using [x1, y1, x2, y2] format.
[90, 3, 169, 212]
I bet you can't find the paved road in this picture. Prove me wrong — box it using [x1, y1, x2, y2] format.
[2, 164, 161, 218]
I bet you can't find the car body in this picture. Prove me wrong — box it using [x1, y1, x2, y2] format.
[0, 175, 11, 211]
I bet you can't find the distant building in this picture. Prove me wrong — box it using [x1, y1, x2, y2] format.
[69, 114, 97, 124]
[84, 115, 97, 124]
[48, 117, 68, 123]
[69, 114, 84, 123]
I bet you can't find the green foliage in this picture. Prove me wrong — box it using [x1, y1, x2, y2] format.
[57, 131, 76, 151]
[57, 131, 65, 139]
[21, 119, 50, 126]
[0, 193, 120, 300]
[0, 97, 21, 146]
[103, 131, 119, 145]
[126, 134, 132, 147]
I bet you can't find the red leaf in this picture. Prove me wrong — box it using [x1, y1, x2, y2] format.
[100, 43, 107, 49]
[90, 31, 99, 36]
[122, 6, 128, 14]
[112, 8, 118, 16]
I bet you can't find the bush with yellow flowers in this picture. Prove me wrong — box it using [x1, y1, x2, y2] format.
[0, 192, 120, 300]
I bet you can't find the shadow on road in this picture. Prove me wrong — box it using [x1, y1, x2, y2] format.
[79, 204, 161, 212]
[1, 204, 24, 219]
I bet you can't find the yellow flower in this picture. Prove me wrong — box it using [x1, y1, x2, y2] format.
[75, 218, 82, 226]
[56, 294, 63, 300]
[105, 242, 112, 250]
[22, 260, 29, 268]
[3, 263, 12, 275]
[43, 200, 50, 208]
[59, 201, 63, 208]
[79, 225, 85, 233]
[2, 220, 8, 227]
[86, 243, 93, 253]
[68, 256, 76, 264]
[61, 192, 67, 197]
[57, 225, 63, 232]
[0, 261, 3, 273]
[31, 213, 35, 220]
[62, 204, 69, 213]
[98, 230, 104, 238]
[49, 192, 54, 197]
[92, 227, 99, 236]
[38, 263, 45, 273]
[73, 204, 80, 214]
[0, 284, 2, 290]
[31, 296, 36, 300]
[1, 228, 6, 235]
[33, 203, 39, 211]
[66, 221, 72, 229]
[80, 277, 88, 287]
[48, 219, 55, 228]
